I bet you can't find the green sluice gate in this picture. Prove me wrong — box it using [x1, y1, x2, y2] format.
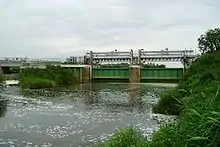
[61, 67, 184, 83]
[92, 68, 130, 80]
[140, 68, 183, 83]
[92, 68, 183, 83]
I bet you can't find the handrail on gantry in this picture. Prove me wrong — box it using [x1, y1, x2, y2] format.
[87, 49, 196, 65]
[139, 49, 195, 58]
[87, 49, 134, 65]
[91, 51, 131, 54]
[141, 50, 194, 53]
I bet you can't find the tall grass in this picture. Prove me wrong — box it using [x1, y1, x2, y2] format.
[103, 52, 220, 147]
[101, 127, 147, 147]
[153, 52, 220, 115]
[20, 66, 78, 89]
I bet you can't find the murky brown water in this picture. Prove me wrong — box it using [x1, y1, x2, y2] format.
[0, 83, 173, 147]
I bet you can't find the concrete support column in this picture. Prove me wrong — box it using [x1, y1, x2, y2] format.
[129, 66, 140, 83]
[82, 65, 92, 83]
[138, 49, 142, 65]
[89, 51, 93, 66]
[79, 67, 83, 84]
[130, 49, 134, 66]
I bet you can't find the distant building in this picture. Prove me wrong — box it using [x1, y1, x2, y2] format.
[5, 57, 27, 62]
[66, 56, 88, 64]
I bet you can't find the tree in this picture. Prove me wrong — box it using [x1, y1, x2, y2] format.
[198, 28, 220, 53]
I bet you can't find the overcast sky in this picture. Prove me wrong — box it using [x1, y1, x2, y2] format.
[0, 0, 220, 58]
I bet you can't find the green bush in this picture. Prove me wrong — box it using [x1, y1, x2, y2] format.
[20, 77, 56, 89]
[153, 52, 220, 116]
[104, 52, 220, 147]
[147, 84, 220, 147]
[101, 127, 147, 147]
[145, 52, 220, 146]
[20, 66, 78, 89]
[152, 88, 183, 115]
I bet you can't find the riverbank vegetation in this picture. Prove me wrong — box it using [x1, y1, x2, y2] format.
[103, 28, 220, 146]
[0, 73, 4, 83]
[20, 66, 78, 89]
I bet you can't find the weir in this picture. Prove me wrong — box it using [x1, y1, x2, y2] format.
[2, 49, 195, 83]
[60, 65, 183, 83]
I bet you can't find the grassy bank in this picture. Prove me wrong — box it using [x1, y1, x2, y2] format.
[20, 66, 78, 89]
[103, 52, 220, 146]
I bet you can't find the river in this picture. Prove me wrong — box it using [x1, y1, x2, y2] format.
[0, 83, 174, 147]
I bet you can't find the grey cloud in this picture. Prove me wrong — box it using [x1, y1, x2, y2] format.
[0, 0, 219, 58]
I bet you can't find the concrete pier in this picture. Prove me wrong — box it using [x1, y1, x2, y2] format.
[61, 65, 92, 84]
[129, 66, 140, 83]
[82, 65, 92, 83]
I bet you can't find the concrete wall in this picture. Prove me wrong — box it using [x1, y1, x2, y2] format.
[129, 66, 140, 83]
[82, 65, 91, 83]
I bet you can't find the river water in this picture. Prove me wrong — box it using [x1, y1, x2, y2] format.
[0, 83, 173, 147]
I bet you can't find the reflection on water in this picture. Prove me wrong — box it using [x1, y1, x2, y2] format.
[0, 86, 7, 118]
[0, 83, 173, 147]
[0, 98, 7, 118]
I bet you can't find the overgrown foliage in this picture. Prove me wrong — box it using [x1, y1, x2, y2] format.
[198, 28, 220, 53]
[147, 83, 220, 147]
[103, 49, 220, 146]
[20, 66, 78, 89]
[101, 127, 147, 147]
[153, 52, 220, 115]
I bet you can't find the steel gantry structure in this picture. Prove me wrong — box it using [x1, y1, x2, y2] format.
[0, 49, 197, 69]
[87, 50, 134, 65]
[87, 49, 196, 66]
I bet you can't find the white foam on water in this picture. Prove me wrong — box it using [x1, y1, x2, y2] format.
[4, 80, 19, 86]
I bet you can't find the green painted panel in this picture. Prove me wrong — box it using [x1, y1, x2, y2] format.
[140, 68, 183, 80]
[158, 69, 165, 78]
[170, 69, 177, 78]
[153, 69, 158, 78]
[92, 68, 129, 79]
[177, 69, 183, 78]
[93, 68, 183, 81]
